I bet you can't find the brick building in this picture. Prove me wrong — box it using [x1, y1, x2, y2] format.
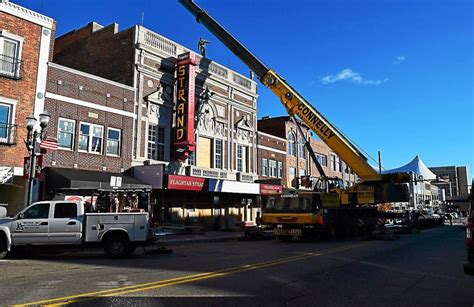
[0, 0, 55, 212]
[52, 22, 260, 229]
[257, 116, 357, 189]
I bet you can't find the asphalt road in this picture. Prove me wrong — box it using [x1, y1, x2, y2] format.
[1, 226, 472, 306]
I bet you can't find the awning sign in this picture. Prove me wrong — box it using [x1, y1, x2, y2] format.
[167, 174, 206, 191]
[208, 179, 260, 195]
[260, 184, 283, 195]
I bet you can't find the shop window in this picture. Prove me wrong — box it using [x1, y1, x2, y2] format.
[107, 128, 121, 156]
[269, 160, 277, 178]
[57, 118, 75, 150]
[0, 30, 23, 79]
[79, 122, 103, 154]
[262, 158, 268, 176]
[277, 161, 283, 178]
[214, 139, 222, 169]
[288, 132, 296, 156]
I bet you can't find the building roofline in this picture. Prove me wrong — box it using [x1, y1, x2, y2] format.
[0, 0, 54, 28]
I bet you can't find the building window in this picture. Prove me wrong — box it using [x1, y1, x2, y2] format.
[0, 101, 15, 144]
[79, 123, 103, 154]
[329, 154, 336, 171]
[57, 118, 75, 150]
[299, 169, 306, 177]
[336, 157, 342, 172]
[237, 144, 243, 172]
[289, 167, 296, 188]
[288, 132, 296, 156]
[277, 161, 283, 178]
[214, 139, 222, 169]
[298, 137, 305, 159]
[0, 31, 23, 79]
[187, 151, 195, 166]
[148, 124, 165, 161]
[269, 160, 277, 177]
[106, 128, 121, 156]
[316, 153, 327, 167]
[262, 158, 268, 176]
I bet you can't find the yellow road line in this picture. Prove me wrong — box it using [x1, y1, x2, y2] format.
[19, 242, 372, 306]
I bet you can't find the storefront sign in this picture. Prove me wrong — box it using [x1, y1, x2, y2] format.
[208, 179, 260, 195]
[260, 184, 283, 195]
[167, 174, 206, 191]
[174, 52, 197, 161]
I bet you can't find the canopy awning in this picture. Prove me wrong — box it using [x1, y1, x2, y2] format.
[45, 167, 152, 196]
[382, 156, 436, 180]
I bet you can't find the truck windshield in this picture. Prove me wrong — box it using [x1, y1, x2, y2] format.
[264, 196, 311, 213]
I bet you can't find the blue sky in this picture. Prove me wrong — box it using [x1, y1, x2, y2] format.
[17, 0, 473, 180]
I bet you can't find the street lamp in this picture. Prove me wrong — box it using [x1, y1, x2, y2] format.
[24, 111, 49, 207]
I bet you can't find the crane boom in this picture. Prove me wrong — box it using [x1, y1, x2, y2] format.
[178, 0, 383, 181]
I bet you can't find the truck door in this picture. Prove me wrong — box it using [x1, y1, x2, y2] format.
[49, 202, 82, 244]
[11, 203, 50, 245]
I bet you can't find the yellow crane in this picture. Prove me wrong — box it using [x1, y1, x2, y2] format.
[179, 0, 410, 239]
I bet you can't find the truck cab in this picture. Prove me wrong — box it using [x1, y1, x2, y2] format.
[11, 201, 83, 246]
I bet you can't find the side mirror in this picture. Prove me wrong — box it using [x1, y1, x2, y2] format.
[18, 212, 24, 220]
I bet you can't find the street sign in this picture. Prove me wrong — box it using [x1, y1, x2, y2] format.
[40, 137, 58, 151]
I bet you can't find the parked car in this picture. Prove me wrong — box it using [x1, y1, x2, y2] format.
[463, 180, 474, 275]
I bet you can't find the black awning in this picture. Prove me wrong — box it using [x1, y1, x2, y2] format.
[44, 167, 152, 195]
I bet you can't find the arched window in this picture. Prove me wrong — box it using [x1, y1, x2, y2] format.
[288, 132, 296, 156]
[298, 136, 305, 159]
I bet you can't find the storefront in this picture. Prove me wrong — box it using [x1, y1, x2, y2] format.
[43, 167, 152, 213]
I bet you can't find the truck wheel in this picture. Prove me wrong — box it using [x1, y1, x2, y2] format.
[104, 235, 129, 258]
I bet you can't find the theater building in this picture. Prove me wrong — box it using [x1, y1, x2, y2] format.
[52, 22, 260, 229]
[0, 0, 55, 213]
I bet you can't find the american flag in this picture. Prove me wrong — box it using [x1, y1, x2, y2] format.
[39, 137, 58, 151]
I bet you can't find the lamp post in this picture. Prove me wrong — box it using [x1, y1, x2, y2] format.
[24, 111, 50, 207]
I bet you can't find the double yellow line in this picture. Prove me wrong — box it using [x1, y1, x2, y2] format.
[18, 242, 371, 306]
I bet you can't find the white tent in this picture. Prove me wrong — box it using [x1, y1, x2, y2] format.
[382, 155, 436, 180]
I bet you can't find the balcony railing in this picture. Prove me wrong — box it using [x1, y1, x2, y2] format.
[0, 123, 17, 145]
[0, 54, 22, 80]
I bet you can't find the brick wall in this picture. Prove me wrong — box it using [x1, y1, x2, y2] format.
[257, 132, 286, 183]
[0, 11, 44, 168]
[43, 64, 134, 173]
[53, 22, 135, 86]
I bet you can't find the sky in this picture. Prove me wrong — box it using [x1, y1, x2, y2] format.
[16, 0, 474, 181]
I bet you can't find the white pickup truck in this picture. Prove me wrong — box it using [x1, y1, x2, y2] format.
[0, 200, 151, 258]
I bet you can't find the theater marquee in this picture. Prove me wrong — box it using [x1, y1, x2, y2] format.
[175, 52, 197, 161]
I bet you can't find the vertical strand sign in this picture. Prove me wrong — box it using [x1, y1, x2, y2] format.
[175, 52, 197, 161]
